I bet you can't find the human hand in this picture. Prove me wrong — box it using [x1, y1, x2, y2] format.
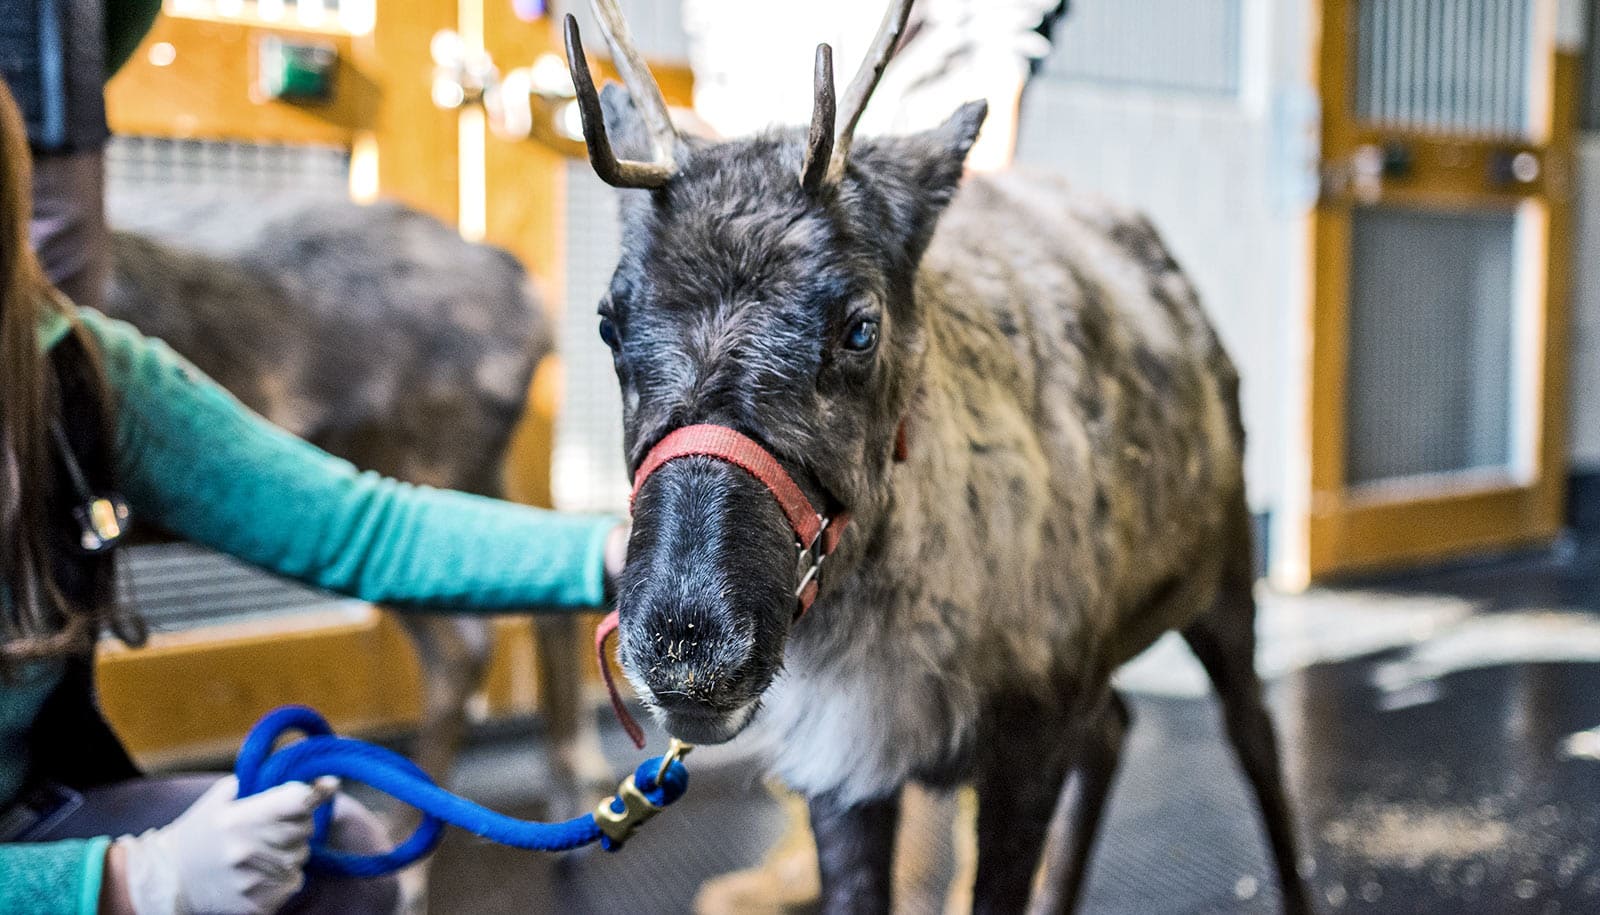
[604, 521, 631, 590]
[113, 775, 338, 915]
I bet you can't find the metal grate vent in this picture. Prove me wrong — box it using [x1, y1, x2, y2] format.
[1585, 0, 1600, 130]
[105, 136, 349, 238]
[1355, 0, 1537, 139]
[118, 543, 362, 633]
[1344, 205, 1522, 488]
[551, 0, 690, 64]
[106, 136, 348, 196]
[1036, 0, 1243, 97]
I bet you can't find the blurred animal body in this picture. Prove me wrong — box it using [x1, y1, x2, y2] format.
[104, 198, 611, 834]
[567, 1, 1312, 912]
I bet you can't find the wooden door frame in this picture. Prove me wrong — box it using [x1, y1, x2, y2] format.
[1281, 0, 1579, 588]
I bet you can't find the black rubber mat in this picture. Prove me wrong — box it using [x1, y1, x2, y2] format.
[424, 693, 1286, 915]
[427, 643, 1600, 913]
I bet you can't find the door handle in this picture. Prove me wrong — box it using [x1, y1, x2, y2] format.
[1489, 150, 1541, 188]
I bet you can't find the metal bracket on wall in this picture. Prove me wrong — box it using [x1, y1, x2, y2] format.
[430, 29, 586, 156]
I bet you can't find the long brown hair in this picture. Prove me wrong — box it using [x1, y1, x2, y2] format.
[0, 77, 143, 663]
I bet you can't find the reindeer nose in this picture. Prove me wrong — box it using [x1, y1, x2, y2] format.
[641, 655, 748, 715]
[644, 663, 715, 710]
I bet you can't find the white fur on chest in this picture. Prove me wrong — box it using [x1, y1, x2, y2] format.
[746, 657, 979, 804]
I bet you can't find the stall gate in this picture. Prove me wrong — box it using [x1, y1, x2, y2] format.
[1009, 0, 1587, 585]
[1293, 0, 1582, 582]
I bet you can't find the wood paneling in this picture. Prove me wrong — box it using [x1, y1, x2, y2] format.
[98, 609, 420, 766]
[479, 5, 569, 306]
[106, 16, 379, 145]
[361, 0, 459, 223]
[97, 611, 561, 766]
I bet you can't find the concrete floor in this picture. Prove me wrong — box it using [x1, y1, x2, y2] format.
[418, 537, 1600, 913]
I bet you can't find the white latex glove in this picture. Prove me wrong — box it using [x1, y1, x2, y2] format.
[114, 775, 339, 915]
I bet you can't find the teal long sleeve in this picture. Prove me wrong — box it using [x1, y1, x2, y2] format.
[78, 307, 618, 612]
[0, 837, 109, 915]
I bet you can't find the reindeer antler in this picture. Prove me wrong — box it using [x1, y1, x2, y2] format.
[800, 44, 836, 193]
[826, 0, 915, 185]
[562, 0, 679, 189]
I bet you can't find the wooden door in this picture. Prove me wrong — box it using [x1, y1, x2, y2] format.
[1287, 0, 1580, 585]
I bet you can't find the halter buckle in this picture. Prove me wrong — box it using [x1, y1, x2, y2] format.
[795, 516, 831, 598]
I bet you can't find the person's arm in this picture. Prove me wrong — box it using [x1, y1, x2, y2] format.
[78, 308, 620, 612]
[0, 838, 112, 915]
[105, 0, 165, 78]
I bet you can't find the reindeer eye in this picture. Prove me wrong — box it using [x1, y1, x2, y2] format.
[598, 316, 620, 350]
[844, 318, 879, 353]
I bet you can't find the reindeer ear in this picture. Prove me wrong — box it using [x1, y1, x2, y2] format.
[913, 100, 988, 189]
[599, 83, 655, 161]
[850, 101, 989, 263]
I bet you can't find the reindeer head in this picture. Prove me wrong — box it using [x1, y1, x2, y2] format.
[568, 0, 985, 744]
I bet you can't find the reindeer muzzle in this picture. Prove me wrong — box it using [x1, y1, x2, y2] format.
[631, 424, 851, 616]
[595, 424, 853, 748]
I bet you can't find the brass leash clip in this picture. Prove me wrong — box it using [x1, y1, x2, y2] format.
[656, 737, 693, 786]
[593, 738, 694, 845]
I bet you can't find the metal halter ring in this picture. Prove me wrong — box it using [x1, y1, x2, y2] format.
[795, 516, 831, 598]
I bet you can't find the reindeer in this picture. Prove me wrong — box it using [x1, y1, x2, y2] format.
[564, 1, 1312, 912]
[102, 198, 612, 831]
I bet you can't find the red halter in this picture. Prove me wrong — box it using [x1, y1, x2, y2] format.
[634, 425, 852, 611]
[596, 421, 905, 747]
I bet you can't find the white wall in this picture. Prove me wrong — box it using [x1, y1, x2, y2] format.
[1562, 0, 1599, 470]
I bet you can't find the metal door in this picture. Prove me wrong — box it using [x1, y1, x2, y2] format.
[1291, 0, 1580, 582]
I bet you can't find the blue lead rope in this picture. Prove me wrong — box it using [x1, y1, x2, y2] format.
[235, 705, 689, 877]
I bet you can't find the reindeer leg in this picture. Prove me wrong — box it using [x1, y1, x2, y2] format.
[533, 615, 613, 820]
[1029, 694, 1130, 915]
[809, 788, 901, 915]
[397, 613, 493, 782]
[970, 695, 1114, 915]
[1180, 508, 1312, 915]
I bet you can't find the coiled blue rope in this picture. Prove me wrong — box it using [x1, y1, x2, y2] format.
[235, 705, 689, 877]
